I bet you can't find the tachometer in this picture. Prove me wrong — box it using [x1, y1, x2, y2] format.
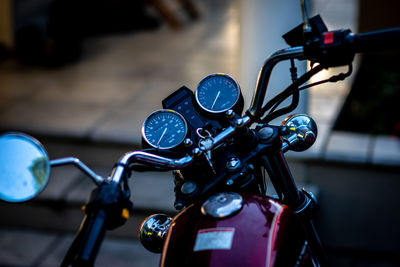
[195, 73, 243, 114]
[142, 109, 188, 150]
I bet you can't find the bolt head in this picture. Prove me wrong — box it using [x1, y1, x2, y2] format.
[258, 127, 274, 140]
[226, 157, 240, 170]
[226, 110, 235, 119]
[192, 148, 202, 156]
[181, 181, 197, 195]
[235, 118, 244, 128]
[184, 138, 193, 147]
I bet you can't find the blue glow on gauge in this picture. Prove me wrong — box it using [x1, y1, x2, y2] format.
[142, 110, 188, 149]
[195, 73, 240, 113]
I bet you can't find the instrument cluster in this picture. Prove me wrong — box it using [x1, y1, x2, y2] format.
[142, 73, 243, 150]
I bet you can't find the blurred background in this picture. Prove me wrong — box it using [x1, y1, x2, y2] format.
[0, 0, 399, 266]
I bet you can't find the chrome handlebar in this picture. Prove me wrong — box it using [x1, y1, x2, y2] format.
[247, 47, 304, 120]
[109, 152, 194, 184]
[108, 113, 318, 185]
[50, 157, 106, 185]
[109, 116, 252, 184]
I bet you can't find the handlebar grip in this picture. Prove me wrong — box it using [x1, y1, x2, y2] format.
[349, 27, 400, 53]
[78, 210, 107, 265]
[61, 209, 107, 267]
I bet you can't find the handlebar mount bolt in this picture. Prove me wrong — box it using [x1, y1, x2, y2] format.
[181, 181, 197, 195]
[184, 138, 193, 147]
[226, 157, 240, 171]
[192, 148, 202, 157]
[235, 118, 245, 128]
[226, 110, 235, 119]
[258, 126, 274, 141]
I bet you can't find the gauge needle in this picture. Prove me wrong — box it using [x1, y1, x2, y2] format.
[211, 91, 221, 109]
[157, 128, 168, 146]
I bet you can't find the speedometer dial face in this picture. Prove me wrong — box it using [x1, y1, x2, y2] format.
[142, 109, 188, 150]
[195, 73, 241, 113]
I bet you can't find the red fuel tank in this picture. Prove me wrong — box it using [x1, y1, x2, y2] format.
[160, 193, 307, 267]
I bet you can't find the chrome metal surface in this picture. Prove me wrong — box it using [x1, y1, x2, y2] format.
[258, 126, 274, 141]
[212, 115, 251, 148]
[109, 115, 251, 184]
[196, 128, 212, 139]
[226, 157, 240, 171]
[281, 142, 290, 153]
[201, 192, 243, 218]
[226, 109, 235, 119]
[139, 214, 172, 253]
[122, 151, 193, 169]
[0, 133, 50, 202]
[181, 181, 197, 195]
[235, 118, 245, 128]
[300, 0, 312, 33]
[192, 148, 202, 157]
[226, 179, 234, 186]
[184, 138, 193, 147]
[247, 47, 305, 120]
[199, 137, 214, 162]
[281, 114, 318, 152]
[199, 137, 214, 151]
[195, 73, 241, 114]
[110, 151, 194, 184]
[50, 157, 105, 185]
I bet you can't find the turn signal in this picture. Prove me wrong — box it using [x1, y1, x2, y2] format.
[139, 214, 172, 253]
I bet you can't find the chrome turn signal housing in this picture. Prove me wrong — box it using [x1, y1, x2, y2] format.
[281, 114, 318, 152]
[139, 214, 172, 253]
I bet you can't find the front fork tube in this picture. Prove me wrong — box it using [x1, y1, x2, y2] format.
[261, 151, 328, 267]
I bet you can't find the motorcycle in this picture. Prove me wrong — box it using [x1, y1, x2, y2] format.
[1, 2, 399, 266]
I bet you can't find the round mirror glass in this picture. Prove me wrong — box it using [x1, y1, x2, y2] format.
[0, 133, 50, 202]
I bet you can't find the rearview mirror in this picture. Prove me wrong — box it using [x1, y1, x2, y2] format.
[0, 133, 50, 202]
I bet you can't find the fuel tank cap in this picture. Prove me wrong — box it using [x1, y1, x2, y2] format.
[201, 192, 243, 218]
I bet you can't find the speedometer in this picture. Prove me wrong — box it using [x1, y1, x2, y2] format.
[195, 73, 242, 114]
[142, 109, 188, 150]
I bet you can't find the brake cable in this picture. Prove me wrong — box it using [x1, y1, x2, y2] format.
[260, 64, 324, 123]
[298, 64, 353, 91]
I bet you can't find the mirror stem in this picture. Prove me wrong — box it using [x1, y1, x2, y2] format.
[50, 157, 105, 185]
[300, 0, 312, 33]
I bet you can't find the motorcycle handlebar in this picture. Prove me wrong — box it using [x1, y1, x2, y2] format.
[109, 116, 253, 183]
[349, 27, 400, 53]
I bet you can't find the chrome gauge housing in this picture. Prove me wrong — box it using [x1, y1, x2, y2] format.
[195, 73, 243, 114]
[142, 109, 188, 150]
